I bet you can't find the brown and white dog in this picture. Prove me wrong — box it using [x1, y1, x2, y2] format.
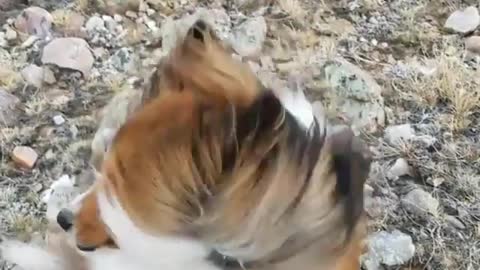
[1, 20, 371, 270]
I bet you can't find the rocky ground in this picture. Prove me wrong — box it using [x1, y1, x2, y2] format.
[0, 0, 479, 269]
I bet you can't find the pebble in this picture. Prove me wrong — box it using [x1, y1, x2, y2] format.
[0, 89, 20, 126]
[445, 215, 465, 230]
[14, 6, 53, 39]
[387, 158, 411, 180]
[5, 28, 17, 41]
[401, 188, 439, 217]
[52, 115, 65, 125]
[114, 14, 123, 22]
[21, 64, 44, 88]
[444, 6, 480, 34]
[384, 124, 415, 146]
[465, 36, 480, 55]
[41, 37, 94, 77]
[43, 67, 56, 84]
[230, 16, 267, 57]
[362, 230, 415, 270]
[125, 11, 138, 19]
[12, 146, 38, 169]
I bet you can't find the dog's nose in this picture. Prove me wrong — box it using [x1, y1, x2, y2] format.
[56, 208, 74, 232]
[77, 244, 97, 252]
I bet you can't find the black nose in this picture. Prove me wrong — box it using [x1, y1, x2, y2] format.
[77, 244, 97, 252]
[56, 208, 74, 232]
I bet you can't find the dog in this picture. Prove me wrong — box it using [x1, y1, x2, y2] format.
[1, 19, 371, 270]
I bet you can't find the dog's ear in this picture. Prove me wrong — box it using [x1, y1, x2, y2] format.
[329, 127, 372, 240]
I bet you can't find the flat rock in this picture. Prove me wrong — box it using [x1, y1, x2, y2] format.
[401, 188, 439, 217]
[384, 124, 415, 146]
[41, 38, 94, 77]
[0, 89, 20, 126]
[362, 230, 415, 270]
[230, 16, 267, 57]
[12, 146, 38, 169]
[465, 36, 480, 54]
[387, 158, 411, 180]
[21, 64, 44, 88]
[317, 57, 385, 132]
[14, 6, 53, 39]
[444, 6, 480, 34]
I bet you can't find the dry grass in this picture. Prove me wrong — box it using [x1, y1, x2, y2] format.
[277, 0, 307, 20]
[0, 67, 21, 88]
[392, 50, 480, 132]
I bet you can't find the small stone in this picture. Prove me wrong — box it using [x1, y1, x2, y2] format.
[114, 14, 123, 22]
[12, 146, 38, 169]
[33, 183, 43, 193]
[41, 38, 94, 77]
[14, 6, 53, 39]
[384, 124, 415, 146]
[125, 11, 138, 19]
[371, 39, 378, 46]
[0, 32, 6, 47]
[5, 28, 17, 41]
[465, 36, 480, 55]
[362, 230, 415, 270]
[445, 215, 465, 230]
[21, 64, 44, 88]
[387, 158, 411, 180]
[401, 189, 439, 217]
[428, 177, 445, 187]
[85, 16, 105, 31]
[0, 89, 20, 126]
[444, 6, 480, 34]
[43, 67, 56, 84]
[52, 115, 65, 125]
[147, 8, 155, 16]
[230, 16, 267, 57]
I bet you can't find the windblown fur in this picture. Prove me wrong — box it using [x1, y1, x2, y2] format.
[1, 19, 372, 270]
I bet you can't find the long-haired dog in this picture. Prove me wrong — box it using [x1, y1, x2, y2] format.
[0, 20, 371, 270]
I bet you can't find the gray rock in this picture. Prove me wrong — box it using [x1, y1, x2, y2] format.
[110, 47, 137, 72]
[0, 32, 6, 47]
[21, 64, 44, 88]
[401, 188, 439, 217]
[362, 230, 415, 270]
[41, 38, 94, 77]
[5, 28, 17, 41]
[14, 6, 53, 39]
[317, 58, 385, 132]
[387, 158, 411, 180]
[465, 36, 480, 55]
[444, 6, 480, 34]
[85, 16, 105, 32]
[43, 67, 56, 84]
[230, 16, 267, 57]
[0, 89, 20, 126]
[52, 115, 65, 125]
[384, 124, 415, 146]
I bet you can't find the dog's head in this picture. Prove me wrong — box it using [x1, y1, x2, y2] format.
[56, 19, 372, 269]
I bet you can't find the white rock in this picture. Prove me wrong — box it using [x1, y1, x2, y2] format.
[401, 188, 439, 217]
[444, 6, 480, 34]
[230, 16, 267, 57]
[52, 115, 65, 125]
[362, 230, 415, 270]
[85, 16, 105, 31]
[21, 64, 44, 88]
[5, 28, 17, 41]
[114, 14, 123, 22]
[384, 124, 415, 146]
[387, 158, 411, 180]
[41, 38, 94, 77]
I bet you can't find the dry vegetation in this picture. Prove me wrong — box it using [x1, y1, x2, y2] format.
[1, 0, 479, 269]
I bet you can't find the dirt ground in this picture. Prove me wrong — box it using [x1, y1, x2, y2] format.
[0, 0, 479, 269]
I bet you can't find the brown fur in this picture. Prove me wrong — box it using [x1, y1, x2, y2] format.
[72, 20, 371, 270]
